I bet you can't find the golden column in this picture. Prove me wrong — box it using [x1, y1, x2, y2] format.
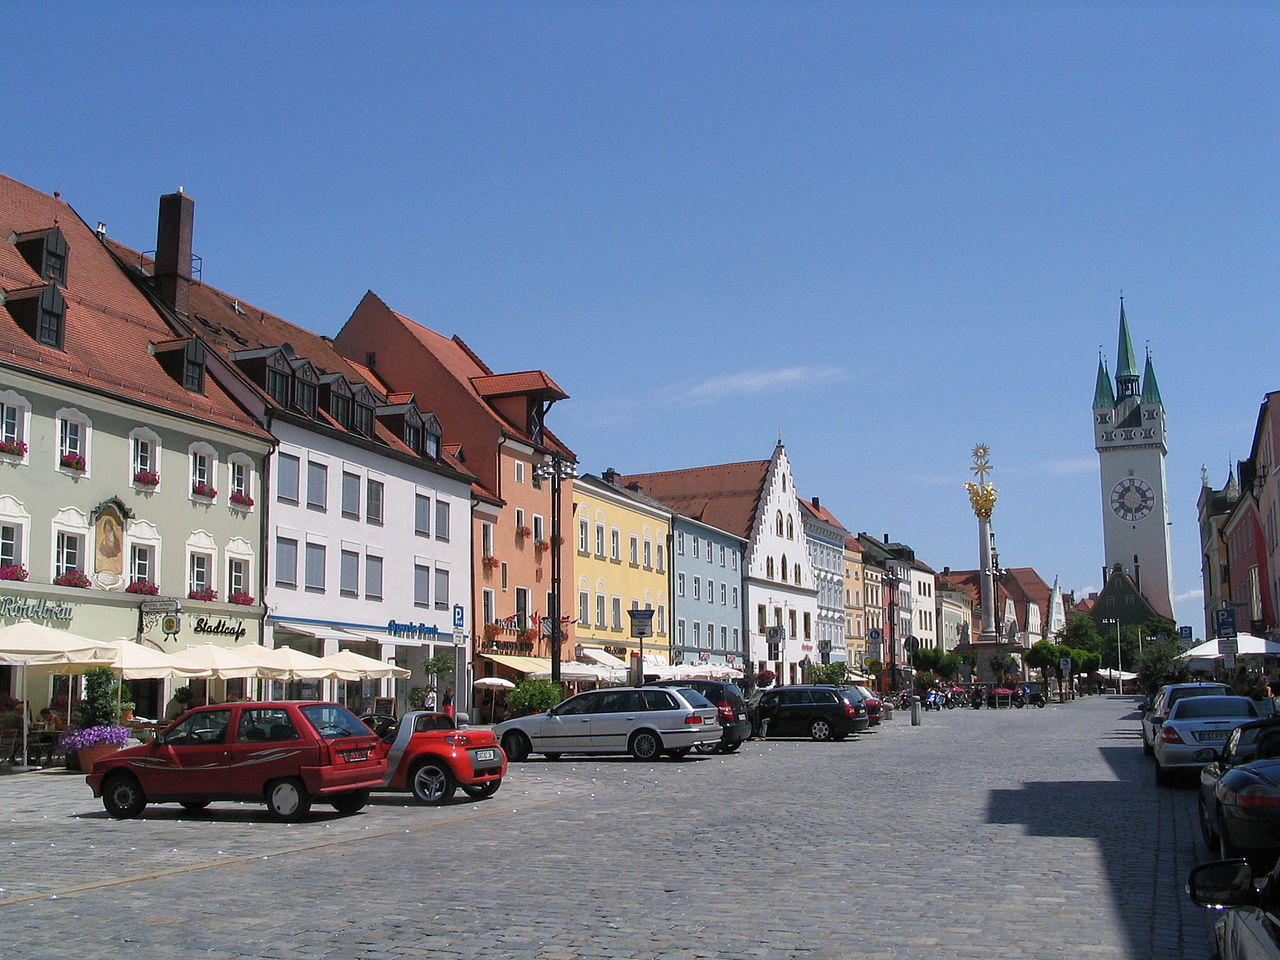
[964, 444, 999, 643]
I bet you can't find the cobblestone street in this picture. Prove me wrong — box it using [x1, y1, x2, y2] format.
[0, 695, 1217, 960]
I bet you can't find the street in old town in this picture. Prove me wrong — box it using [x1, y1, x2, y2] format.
[0, 695, 1216, 960]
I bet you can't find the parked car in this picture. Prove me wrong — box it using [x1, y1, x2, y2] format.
[1141, 681, 1232, 755]
[1187, 857, 1280, 958]
[647, 679, 751, 753]
[849, 685, 883, 725]
[87, 701, 386, 821]
[748, 685, 869, 741]
[1199, 716, 1280, 867]
[1153, 695, 1259, 785]
[495, 686, 720, 761]
[363, 710, 506, 804]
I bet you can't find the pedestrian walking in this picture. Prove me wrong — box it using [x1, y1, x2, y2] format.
[443, 685, 454, 719]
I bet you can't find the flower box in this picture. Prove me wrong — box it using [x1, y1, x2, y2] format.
[59, 724, 131, 753]
[534, 539, 551, 553]
[0, 564, 28, 581]
[133, 469, 160, 487]
[125, 579, 159, 595]
[60, 453, 86, 471]
[54, 569, 92, 588]
[0, 439, 27, 457]
[228, 591, 255, 606]
[481, 555, 499, 570]
[516, 525, 532, 539]
[229, 491, 254, 508]
[191, 483, 218, 499]
[483, 623, 501, 641]
[188, 588, 218, 601]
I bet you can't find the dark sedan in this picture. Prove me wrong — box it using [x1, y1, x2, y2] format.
[1200, 717, 1280, 869]
[1188, 858, 1280, 959]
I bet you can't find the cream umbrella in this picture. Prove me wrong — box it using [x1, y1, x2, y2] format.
[320, 649, 410, 679]
[166, 643, 290, 680]
[245, 644, 361, 680]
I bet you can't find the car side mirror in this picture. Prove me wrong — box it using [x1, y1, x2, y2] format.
[1187, 860, 1255, 909]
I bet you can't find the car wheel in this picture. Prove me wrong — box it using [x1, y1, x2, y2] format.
[1198, 795, 1217, 847]
[410, 761, 456, 805]
[720, 740, 742, 754]
[266, 777, 312, 821]
[179, 800, 211, 812]
[501, 731, 531, 763]
[665, 747, 692, 759]
[102, 773, 147, 819]
[810, 719, 833, 742]
[330, 789, 370, 815]
[630, 730, 661, 761]
[461, 780, 501, 799]
[542, 753, 562, 761]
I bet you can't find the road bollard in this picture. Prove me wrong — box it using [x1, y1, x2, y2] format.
[911, 696, 921, 726]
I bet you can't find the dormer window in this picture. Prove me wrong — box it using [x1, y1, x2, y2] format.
[353, 399, 375, 436]
[425, 430, 441, 459]
[266, 367, 290, 407]
[289, 359, 319, 418]
[4, 284, 66, 349]
[153, 338, 205, 393]
[321, 376, 353, 428]
[12, 226, 68, 285]
[404, 421, 421, 453]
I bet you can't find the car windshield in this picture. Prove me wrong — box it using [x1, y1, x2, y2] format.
[676, 689, 715, 709]
[299, 703, 370, 738]
[1171, 698, 1257, 720]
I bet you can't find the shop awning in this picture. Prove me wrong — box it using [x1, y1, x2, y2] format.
[579, 647, 627, 668]
[480, 654, 553, 674]
[271, 620, 363, 645]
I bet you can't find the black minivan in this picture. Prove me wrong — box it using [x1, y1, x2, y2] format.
[748, 685, 869, 741]
[647, 679, 752, 753]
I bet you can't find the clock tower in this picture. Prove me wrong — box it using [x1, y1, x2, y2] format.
[1093, 301, 1174, 619]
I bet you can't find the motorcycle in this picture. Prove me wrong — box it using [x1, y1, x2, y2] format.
[923, 689, 946, 711]
[1013, 685, 1047, 708]
[969, 687, 985, 709]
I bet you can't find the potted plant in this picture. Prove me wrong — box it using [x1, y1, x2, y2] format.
[61, 666, 130, 771]
[516, 525, 532, 539]
[0, 563, 28, 581]
[60, 452, 86, 471]
[191, 482, 217, 499]
[228, 590, 255, 606]
[229, 490, 254, 507]
[481, 554, 499, 570]
[54, 569, 92, 588]
[133, 469, 160, 487]
[534, 539, 550, 553]
[125, 579, 159, 595]
[188, 587, 218, 601]
[0, 439, 27, 457]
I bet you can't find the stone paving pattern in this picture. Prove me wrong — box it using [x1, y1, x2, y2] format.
[0, 695, 1218, 960]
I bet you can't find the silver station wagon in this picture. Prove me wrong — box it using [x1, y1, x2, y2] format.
[495, 686, 721, 762]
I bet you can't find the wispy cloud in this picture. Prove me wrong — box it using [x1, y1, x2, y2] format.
[1175, 588, 1204, 604]
[684, 366, 843, 401]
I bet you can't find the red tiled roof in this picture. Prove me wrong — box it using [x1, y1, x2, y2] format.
[799, 498, 846, 530]
[0, 174, 266, 438]
[619, 461, 770, 540]
[843, 534, 864, 554]
[472, 371, 567, 400]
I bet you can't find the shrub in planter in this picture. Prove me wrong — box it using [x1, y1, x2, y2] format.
[191, 483, 217, 499]
[54, 569, 92, 588]
[0, 439, 27, 457]
[60, 452, 86, 471]
[0, 563, 28, 581]
[133, 469, 160, 487]
[58, 724, 130, 752]
[228, 591, 255, 606]
[188, 587, 218, 601]
[125, 579, 159, 595]
[507, 678, 563, 717]
[229, 491, 254, 507]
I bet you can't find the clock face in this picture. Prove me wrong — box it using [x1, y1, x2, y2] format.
[1111, 477, 1155, 521]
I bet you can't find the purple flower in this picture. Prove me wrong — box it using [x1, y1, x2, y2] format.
[58, 725, 130, 751]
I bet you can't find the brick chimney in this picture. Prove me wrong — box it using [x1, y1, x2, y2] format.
[154, 189, 195, 314]
[812, 495, 820, 509]
[602, 467, 619, 485]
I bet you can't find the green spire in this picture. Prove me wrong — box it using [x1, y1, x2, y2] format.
[1115, 300, 1139, 386]
[1093, 356, 1115, 408]
[1141, 350, 1162, 404]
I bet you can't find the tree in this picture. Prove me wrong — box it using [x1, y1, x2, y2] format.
[80, 665, 121, 728]
[1055, 614, 1104, 656]
[1134, 639, 1190, 698]
[1025, 640, 1060, 692]
[936, 653, 962, 682]
[506, 679, 562, 717]
[808, 662, 848, 685]
[910, 647, 943, 673]
[989, 652, 1017, 686]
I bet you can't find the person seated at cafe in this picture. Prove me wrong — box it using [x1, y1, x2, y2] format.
[37, 708, 65, 731]
[0, 704, 22, 732]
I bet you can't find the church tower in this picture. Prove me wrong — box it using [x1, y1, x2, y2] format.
[1093, 301, 1174, 619]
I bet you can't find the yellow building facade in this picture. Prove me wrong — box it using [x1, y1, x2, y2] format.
[572, 474, 671, 669]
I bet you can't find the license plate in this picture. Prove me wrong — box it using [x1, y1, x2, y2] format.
[1198, 731, 1229, 741]
[343, 749, 370, 761]
[474, 749, 496, 761]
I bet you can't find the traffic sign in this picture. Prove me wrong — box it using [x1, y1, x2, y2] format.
[1059, 657, 1072, 675]
[1215, 608, 1237, 640]
[1179, 625, 1193, 640]
[868, 628, 882, 641]
[452, 604, 465, 629]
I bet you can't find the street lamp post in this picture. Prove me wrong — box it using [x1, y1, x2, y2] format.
[535, 453, 577, 685]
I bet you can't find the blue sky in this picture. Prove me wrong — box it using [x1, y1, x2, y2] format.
[9, 3, 1278, 636]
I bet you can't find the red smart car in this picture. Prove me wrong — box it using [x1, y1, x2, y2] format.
[87, 701, 386, 821]
[365, 711, 506, 804]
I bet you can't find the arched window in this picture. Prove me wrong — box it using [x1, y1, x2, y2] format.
[780, 554, 788, 582]
[766, 557, 775, 579]
[786, 516, 794, 539]
[775, 511, 784, 536]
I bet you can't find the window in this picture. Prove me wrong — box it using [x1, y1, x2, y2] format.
[732, 586, 739, 608]
[595, 523, 605, 557]
[435, 500, 450, 541]
[0, 397, 26, 453]
[721, 583, 727, 605]
[129, 543, 153, 585]
[643, 539, 652, 569]
[229, 459, 250, 503]
[266, 368, 291, 407]
[275, 537, 298, 586]
[657, 605, 665, 635]
[677, 531, 685, 555]
[342, 472, 360, 518]
[533, 514, 545, 543]
[629, 535, 638, 565]
[277, 453, 300, 502]
[183, 346, 205, 393]
[425, 429, 440, 459]
[693, 622, 701, 647]
[693, 577, 700, 600]
[611, 596, 622, 630]
[329, 391, 351, 428]
[365, 554, 383, 599]
[514, 461, 525, 484]
[579, 590, 590, 626]
[677, 573, 685, 596]
[483, 588, 495, 625]
[304, 542, 326, 591]
[340, 550, 359, 596]
[610, 529, 620, 562]
[404, 420, 421, 453]
[707, 578, 714, 601]
[434, 569, 450, 610]
[366, 479, 384, 524]
[515, 587, 529, 629]
[414, 564, 430, 607]
[353, 402, 374, 437]
[190, 448, 214, 494]
[228, 557, 249, 596]
[578, 518, 589, 553]
[415, 494, 431, 537]
[131, 435, 155, 479]
[481, 522, 494, 557]
[721, 625, 728, 648]
[55, 530, 83, 577]
[677, 620, 686, 644]
[692, 537, 699, 559]
[189, 551, 212, 594]
[656, 543, 665, 572]
[59, 418, 85, 463]
[306, 462, 328, 511]
[731, 552, 738, 571]
[720, 545, 726, 567]
[595, 593, 606, 628]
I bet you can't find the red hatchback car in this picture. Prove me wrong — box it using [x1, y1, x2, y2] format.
[87, 702, 387, 821]
[365, 711, 506, 804]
